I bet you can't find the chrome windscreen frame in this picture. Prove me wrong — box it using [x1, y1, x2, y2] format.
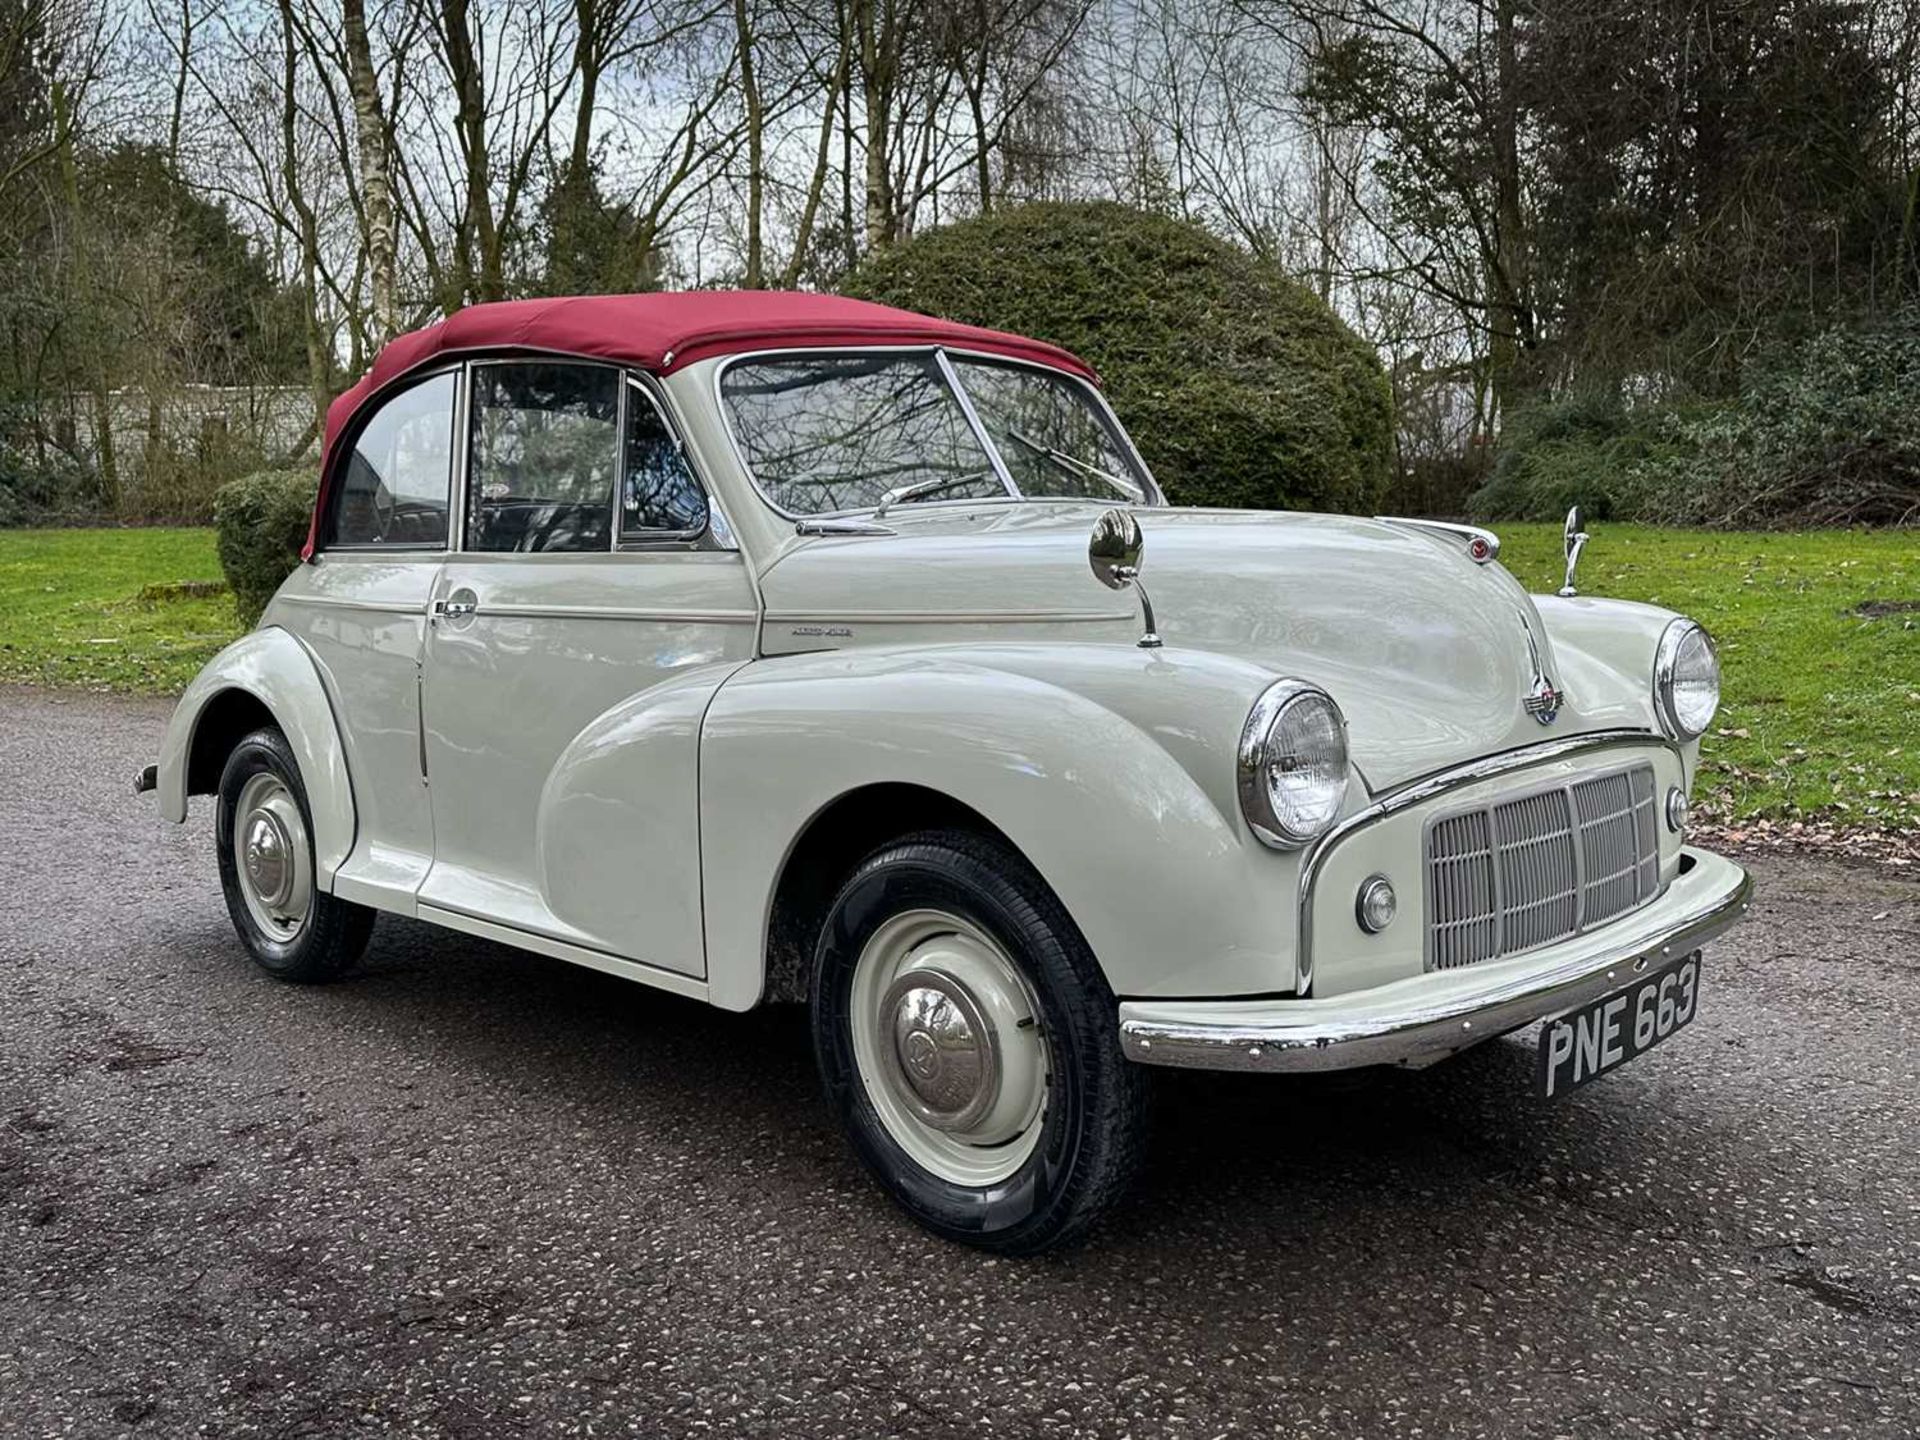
[1293, 728, 1681, 995]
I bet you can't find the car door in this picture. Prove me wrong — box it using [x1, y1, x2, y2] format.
[417, 360, 758, 977]
[286, 368, 455, 914]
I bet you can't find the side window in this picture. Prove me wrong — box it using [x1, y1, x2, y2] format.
[328, 371, 454, 547]
[622, 382, 708, 539]
[467, 362, 618, 553]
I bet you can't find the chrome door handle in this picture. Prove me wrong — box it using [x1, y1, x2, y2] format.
[431, 588, 479, 624]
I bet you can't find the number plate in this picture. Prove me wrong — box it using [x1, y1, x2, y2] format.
[1537, 952, 1702, 1098]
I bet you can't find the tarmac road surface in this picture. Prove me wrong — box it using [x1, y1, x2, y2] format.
[2, 686, 1916, 1437]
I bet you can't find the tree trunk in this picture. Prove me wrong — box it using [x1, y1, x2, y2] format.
[782, 20, 850, 288]
[343, 0, 397, 341]
[733, 0, 764, 286]
[854, 0, 895, 248]
[276, 0, 333, 424]
[165, 0, 192, 171]
[440, 0, 500, 305]
[570, 0, 600, 181]
[53, 79, 117, 511]
[1486, 0, 1532, 420]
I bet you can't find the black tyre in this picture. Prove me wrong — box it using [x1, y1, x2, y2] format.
[810, 830, 1151, 1255]
[215, 727, 374, 983]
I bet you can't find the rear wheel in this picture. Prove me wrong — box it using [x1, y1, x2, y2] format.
[811, 831, 1151, 1254]
[215, 727, 373, 983]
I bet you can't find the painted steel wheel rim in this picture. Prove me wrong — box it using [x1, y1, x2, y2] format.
[233, 772, 313, 942]
[848, 908, 1051, 1187]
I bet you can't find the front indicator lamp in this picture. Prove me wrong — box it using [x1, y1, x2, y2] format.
[1356, 875, 1398, 934]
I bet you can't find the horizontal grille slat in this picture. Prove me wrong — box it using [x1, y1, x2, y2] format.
[1424, 763, 1661, 971]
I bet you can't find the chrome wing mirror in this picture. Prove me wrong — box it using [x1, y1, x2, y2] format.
[1558, 506, 1590, 598]
[1089, 508, 1161, 649]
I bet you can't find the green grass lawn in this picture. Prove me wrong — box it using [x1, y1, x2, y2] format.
[0, 528, 241, 693]
[1, 522, 1914, 830]
[1496, 523, 1918, 833]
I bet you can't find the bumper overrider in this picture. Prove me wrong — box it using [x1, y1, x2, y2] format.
[1119, 846, 1752, 1073]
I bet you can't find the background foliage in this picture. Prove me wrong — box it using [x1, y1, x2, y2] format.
[847, 201, 1396, 513]
[0, 0, 1914, 533]
[1472, 310, 1920, 526]
[212, 470, 317, 624]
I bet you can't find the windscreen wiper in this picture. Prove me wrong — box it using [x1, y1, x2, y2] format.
[1004, 429, 1144, 503]
[873, 469, 1002, 519]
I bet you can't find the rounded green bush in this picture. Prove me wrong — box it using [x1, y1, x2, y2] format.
[844, 201, 1396, 513]
[214, 468, 317, 625]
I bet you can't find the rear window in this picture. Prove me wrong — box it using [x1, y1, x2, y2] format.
[328, 372, 455, 548]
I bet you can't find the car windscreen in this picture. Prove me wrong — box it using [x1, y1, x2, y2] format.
[718, 353, 1006, 515]
[720, 351, 1157, 516]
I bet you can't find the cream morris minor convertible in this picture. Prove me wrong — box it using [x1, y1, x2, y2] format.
[143, 292, 1752, 1253]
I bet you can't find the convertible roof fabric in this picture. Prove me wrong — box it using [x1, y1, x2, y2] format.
[306, 291, 1095, 557]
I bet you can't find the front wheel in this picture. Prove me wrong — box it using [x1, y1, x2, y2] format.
[811, 831, 1151, 1254]
[215, 727, 374, 983]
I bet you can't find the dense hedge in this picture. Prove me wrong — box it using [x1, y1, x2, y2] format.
[844, 201, 1396, 514]
[1474, 310, 1920, 527]
[214, 468, 316, 624]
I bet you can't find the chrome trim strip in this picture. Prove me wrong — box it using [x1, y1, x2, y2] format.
[1122, 854, 1751, 1072]
[463, 603, 757, 623]
[935, 347, 1019, 500]
[1294, 728, 1674, 994]
[1374, 516, 1501, 562]
[277, 594, 428, 616]
[764, 608, 1133, 626]
[795, 518, 897, 537]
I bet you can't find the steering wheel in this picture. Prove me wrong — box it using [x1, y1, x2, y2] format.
[372, 483, 397, 540]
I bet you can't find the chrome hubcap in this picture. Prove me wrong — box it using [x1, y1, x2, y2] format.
[243, 813, 293, 907]
[232, 773, 312, 941]
[882, 971, 999, 1132]
[851, 910, 1050, 1187]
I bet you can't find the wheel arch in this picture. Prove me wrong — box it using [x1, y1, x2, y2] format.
[760, 782, 1023, 1004]
[185, 689, 279, 796]
[698, 646, 1300, 1011]
[153, 627, 358, 886]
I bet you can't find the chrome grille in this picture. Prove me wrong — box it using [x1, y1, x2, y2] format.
[1426, 764, 1660, 970]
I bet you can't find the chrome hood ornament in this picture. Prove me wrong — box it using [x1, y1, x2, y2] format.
[1558, 506, 1590, 597]
[1521, 617, 1565, 725]
[1089, 508, 1161, 649]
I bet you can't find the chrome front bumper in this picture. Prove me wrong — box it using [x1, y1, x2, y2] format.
[1119, 846, 1752, 1073]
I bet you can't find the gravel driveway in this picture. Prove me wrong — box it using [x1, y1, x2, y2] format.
[2, 686, 1916, 1438]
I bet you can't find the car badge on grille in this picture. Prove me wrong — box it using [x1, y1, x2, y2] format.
[1520, 618, 1564, 725]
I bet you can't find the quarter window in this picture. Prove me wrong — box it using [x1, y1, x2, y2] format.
[467, 362, 619, 553]
[328, 371, 455, 547]
[622, 382, 708, 538]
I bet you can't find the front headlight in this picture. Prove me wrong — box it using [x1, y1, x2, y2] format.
[1238, 680, 1349, 849]
[1654, 618, 1720, 738]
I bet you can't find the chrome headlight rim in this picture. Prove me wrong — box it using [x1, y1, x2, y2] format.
[1653, 617, 1720, 740]
[1237, 679, 1350, 850]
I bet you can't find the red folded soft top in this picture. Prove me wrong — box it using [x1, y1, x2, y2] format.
[305, 291, 1096, 559]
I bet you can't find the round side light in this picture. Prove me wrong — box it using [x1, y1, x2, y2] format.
[1356, 875, 1398, 934]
